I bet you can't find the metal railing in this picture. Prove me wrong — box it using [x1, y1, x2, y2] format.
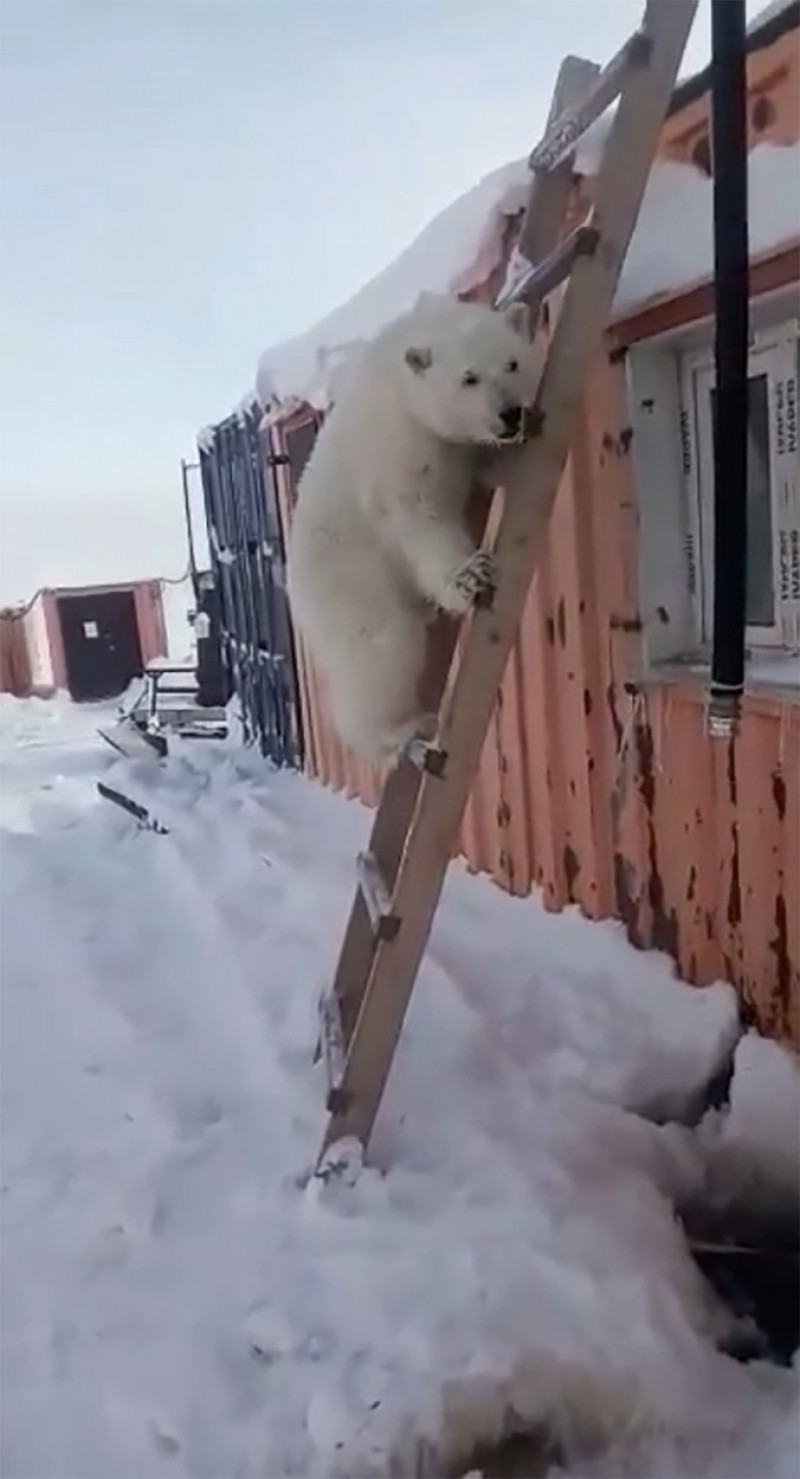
[197, 406, 305, 768]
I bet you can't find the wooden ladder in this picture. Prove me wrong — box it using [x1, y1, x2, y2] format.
[315, 0, 699, 1170]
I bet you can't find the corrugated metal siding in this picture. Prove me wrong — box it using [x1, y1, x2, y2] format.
[270, 412, 384, 806]
[612, 685, 799, 1045]
[453, 357, 638, 922]
[23, 594, 56, 692]
[0, 612, 32, 697]
[133, 581, 169, 665]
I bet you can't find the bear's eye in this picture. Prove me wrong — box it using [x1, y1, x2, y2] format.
[505, 358, 519, 373]
[461, 370, 480, 387]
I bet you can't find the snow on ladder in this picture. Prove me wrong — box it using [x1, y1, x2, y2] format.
[315, 0, 699, 1171]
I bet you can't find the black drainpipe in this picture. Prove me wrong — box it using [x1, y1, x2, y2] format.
[708, 0, 750, 739]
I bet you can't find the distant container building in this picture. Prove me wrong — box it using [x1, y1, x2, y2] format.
[0, 579, 167, 702]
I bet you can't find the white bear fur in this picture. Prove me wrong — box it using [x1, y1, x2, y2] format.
[286, 292, 544, 763]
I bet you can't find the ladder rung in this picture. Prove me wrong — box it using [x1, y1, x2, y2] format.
[147, 664, 197, 675]
[149, 685, 200, 696]
[356, 851, 401, 941]
[495, 223, 601, 311]
[529, 30, 652, 173]
[318, 989, 349, 1112]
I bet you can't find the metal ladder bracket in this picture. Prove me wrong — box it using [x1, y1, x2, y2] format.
[356, 851, 401, 942]
[317, 988, 350, 1114]
[403, 737, 448, 777]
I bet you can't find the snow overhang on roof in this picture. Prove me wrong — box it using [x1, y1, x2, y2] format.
[254, 159, 530, 417]
[248, 0, 798, 422]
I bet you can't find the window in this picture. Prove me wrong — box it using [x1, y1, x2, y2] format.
[680, 323, 800, 652]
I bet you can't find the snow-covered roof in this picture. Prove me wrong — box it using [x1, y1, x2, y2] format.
[254, 159, 530, 411]
[611, 139, 800, 317]
[255, 137, 799, 413]
[249, 0, 800, 418]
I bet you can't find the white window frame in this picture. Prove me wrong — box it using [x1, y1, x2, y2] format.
[679, 321, 800, 653]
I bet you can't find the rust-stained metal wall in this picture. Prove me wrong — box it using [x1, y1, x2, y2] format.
[613, 684, 799, 1045]
[269, 13, 800, 1048]
[0, 610, 32, 697]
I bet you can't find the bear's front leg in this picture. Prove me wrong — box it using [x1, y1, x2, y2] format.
[388, 503, 497, 617]
[445, 549, 497, 613]
[416, 538, 497, 617]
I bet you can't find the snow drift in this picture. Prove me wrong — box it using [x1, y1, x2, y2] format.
[1, 696, 798, 1478]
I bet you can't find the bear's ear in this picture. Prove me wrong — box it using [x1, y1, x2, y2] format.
[501, 302, 529, 336]
[404, 345, 433, 376]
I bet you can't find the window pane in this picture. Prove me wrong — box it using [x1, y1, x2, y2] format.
[710, 372, 774, 627]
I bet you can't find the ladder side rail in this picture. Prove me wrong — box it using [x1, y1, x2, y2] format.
[325, 547, 479, 1052]
[517, 55, 599, 268]
[529, 30, 652, 174]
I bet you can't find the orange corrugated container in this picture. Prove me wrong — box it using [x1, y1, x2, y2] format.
[269, 11, 800, 1048]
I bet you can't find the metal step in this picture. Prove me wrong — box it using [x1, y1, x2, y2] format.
[356, 851, 401, 942]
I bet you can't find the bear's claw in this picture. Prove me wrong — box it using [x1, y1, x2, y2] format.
[451, 550, 497, 609]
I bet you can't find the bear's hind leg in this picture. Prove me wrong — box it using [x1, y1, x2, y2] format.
[326, 614, 432, 764]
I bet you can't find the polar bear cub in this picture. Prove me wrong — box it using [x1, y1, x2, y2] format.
[286, 292, 542, 763]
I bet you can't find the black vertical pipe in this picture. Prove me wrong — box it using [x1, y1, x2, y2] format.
[709, 0, 750, 724]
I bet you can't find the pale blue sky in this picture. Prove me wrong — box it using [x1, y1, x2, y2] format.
[0, 0, 765, 603]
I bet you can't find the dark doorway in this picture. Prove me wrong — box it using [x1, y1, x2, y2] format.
[58, 590, 144, 702]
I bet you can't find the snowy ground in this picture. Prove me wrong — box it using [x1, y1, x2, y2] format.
[1, 695, 798, 1479]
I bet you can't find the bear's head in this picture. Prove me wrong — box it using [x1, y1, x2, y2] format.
[400, 298, 542, 447]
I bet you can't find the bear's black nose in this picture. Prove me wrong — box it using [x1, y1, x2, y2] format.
[499, 404, 522, 437]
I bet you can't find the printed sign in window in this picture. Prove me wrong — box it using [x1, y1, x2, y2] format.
[683, 325, 800, 650]
[83, 621, 99, 639]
